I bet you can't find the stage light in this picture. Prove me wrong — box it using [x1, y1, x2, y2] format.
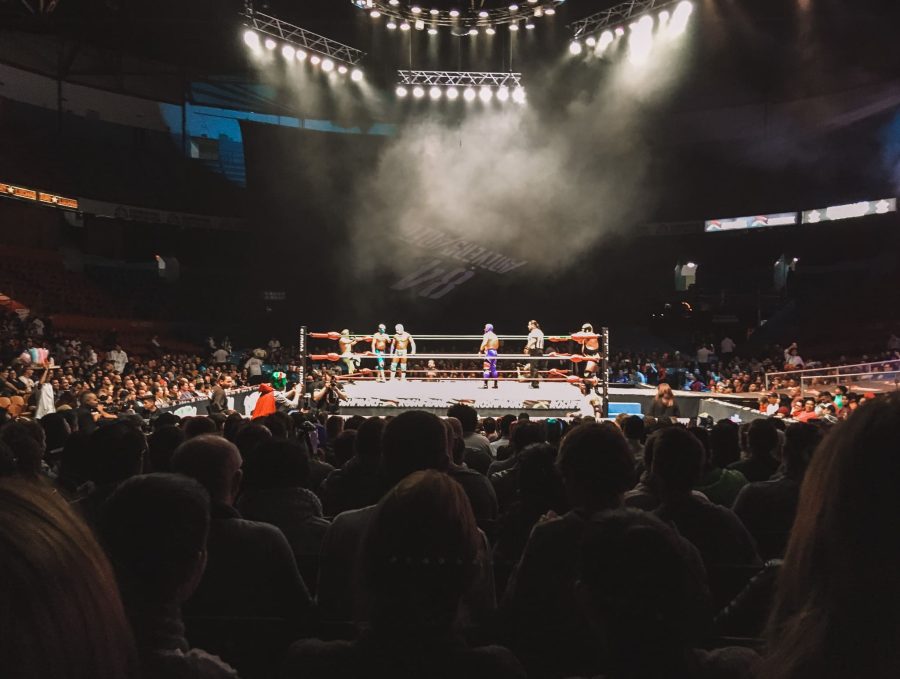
[400, 21, 411, 30]
[464, 87, 477, 101]
[310, 55, 321, 65]
[264, 37, 277, 50]
[396, 85, 408, 97]
[322, 58, 335, 71]
[415, 18, 425, 30]
[497, 86, 510, 101]
[469, 27, 478, 35]
[534, 6, 543, 16]
[628, 14, 654, 65]
[509, 23, 519, 31]
[281, 44, 295, 59]
[389, 0, 399, 5]
[509, 3, 519, 10]
[479, 86, 493, 102]
[479, 10, 489, 18]
[449, 9, 460, 18]
[585, 36, 597, 47]
[486, 26, 496, 35]
[658, 10, 670, 24]
[428, 27, 438, 35]
[411, 5, 422, 13]
[387, 20, 397, 29]
[569, 40, 583, 55]
[525, 22, 535, 29]
[338, 64, 348, 74]
[296, 49, 307, 61]
[446, 86, 459, 100]
[687, 262, 697, 268]
[670, 0, 694, 36]
[413, 86, 425, 98]
[544, 7, 555, 15]
[512, 86, 526, 103]
[615, 26, 625, 37]
[352, 68, 364, 81]
[243, 29, 260, 49]
[370, 9, 381, 18]
[430, 8, 439, 16]
[429, 86, 442, 99]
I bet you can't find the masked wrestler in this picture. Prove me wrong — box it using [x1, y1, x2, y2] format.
[573, 323, 601, 379]
[389, 324, 416, 381]
[371, 324, 390, 383]
[338, 329, 361, 376]
[480, 323, 500, 389]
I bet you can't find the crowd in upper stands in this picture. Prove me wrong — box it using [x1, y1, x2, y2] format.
[2, 325, 899, 678]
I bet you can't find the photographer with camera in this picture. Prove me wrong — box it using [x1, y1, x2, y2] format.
[313, 370, 348, 415]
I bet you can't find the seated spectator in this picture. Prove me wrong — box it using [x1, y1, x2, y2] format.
[492, 442, 567, 592]
[99, 473, 238, 678]
[321, 416, 385, 517]
[236, 438, 329, 593]
[146, 425, 185, 473]
[733, 422, 822, 560]
[321, 415, 344, 466]
[621, 415, 646, 465]
[448, 404, 492, 475]
[316, 410, 495, 628]
[502, 422, 639, 679]
[171, 435, 312, 625]
[694, 420, 749, 507]
[443, 417, 499, 532]
[0, 419, 46, 479]
[0, 477, 138, 679]
[330, 430, 357, 468]
[728, 419, 781, 482]
[489, 421, 546, 511]
[183, 416, 218, 440]
[792, 398, 819, 423]
[283, 470, 524, 679]
[653, 427, 760, 569]
[490, 414, 516, 458]
[576, 510, 758, 679]
[761, 394, 900, 679]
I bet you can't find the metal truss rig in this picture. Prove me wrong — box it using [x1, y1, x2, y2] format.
[244, 10, 366, 66]
[353, 0, 566, 29]
[569, 0, 674, 39]
[398, 70, 523, 88]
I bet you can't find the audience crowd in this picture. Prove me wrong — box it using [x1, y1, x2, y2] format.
[2, 320, 898, 678]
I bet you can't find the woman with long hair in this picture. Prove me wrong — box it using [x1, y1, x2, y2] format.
[648, 382, 681, 418]
[761, 393, 900, 679]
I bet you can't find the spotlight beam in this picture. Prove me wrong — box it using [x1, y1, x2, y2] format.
[570, 0, 679, 40]
[244, 9, 366, 66]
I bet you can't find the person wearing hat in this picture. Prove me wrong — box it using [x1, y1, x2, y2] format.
[479, 324, 500, 389]
[338, 330, 361, 377]
[371, 324, 390, 383]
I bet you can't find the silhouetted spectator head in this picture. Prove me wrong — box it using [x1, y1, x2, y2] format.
[442, 417, 466, 466]
[182, 416, 217, 440]
[234, 422, 273, 463]
[557, 422, 634, 511]
[498, 414, 516, 438]
[344, 415, 366, 431]
[517, 443, 567, 510]
[90, 421, 146, 486]
[100, 473, 210, 605]
[545, 418, 565, 446]
[326, 415, 344, 442]
[781, 422, 822, 480]
[152, 412, 180, 430]
[577, 510, 699, 669]
[447, 403, 479, 434]
[0, 478, 137, 679]
[333, 430, 358, 467]
[364, 470, 480, 632]
[223, 413, 245, 442]
[354, 416, 384, 464]
[146, 425, 185, 473]
[381, 411, 449, 488]
[763, 393, 900, 679]
[0, 420, 44, 478]
[40, 412, 71, 455]
[243, 439, 310, 490]
[171, 435, 242, 506]
[651, 427, 705, 494]
[257, 413, 290, 439]
[511, 421, 545, 455]
[747, 418, 779, 460]
[622, 415, 645, 443]
[482, 417, 497, 438]
[709, 419, 741, 469]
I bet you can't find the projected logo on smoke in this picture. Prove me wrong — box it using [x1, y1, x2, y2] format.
[391, 225, 528, 299]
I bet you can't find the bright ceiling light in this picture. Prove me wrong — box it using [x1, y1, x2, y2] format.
[497, 86, 510, 102]
[396, 85, 408, 97]
[321, 58, 335, 72]
[387, 20, 397, 29]
[412, 86, 425, 98]
[370, 9, 381, 18]
[569, 41, 583, 55]
[338, 64, 348, 74]
[264, 38, 277, 50]
[243, 30, 260, 49]
[351, 69, 364, 81]
[509, 23, 519, 31]
[486, 26, 496, 35]
[296, 49, 307, 61]
[479, 86, 493, 102]
[449, 9, 460, 18]
[310, 55, 321, 65]
[428, 27, 438, 35]
[281, 44, 295, 59]
[464, 87, 477, 101]
[512, 86, 526, 103]
[400, 21, 411, 30]
[429, 86, 442, 99]
[446, 87, 459, 100]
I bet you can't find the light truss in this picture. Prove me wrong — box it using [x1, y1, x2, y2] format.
[352, 0, 565, 33]
[244, 10, 366, 65]
[569, 0, 675, 39]
[398, 70, 523, 88]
